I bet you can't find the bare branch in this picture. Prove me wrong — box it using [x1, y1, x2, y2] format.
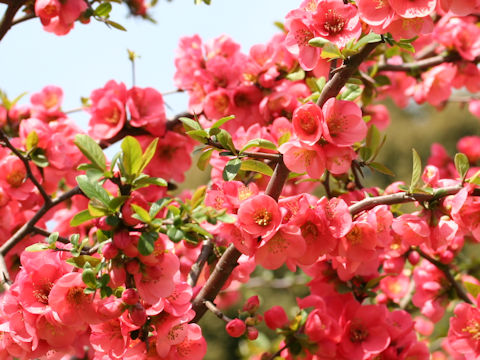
[187, 239, 213, 287]
[378, 52, 464, 72]
[204, 300, 232, 323]
[0, 1, 27, 41]
[0, 129, 51, 205]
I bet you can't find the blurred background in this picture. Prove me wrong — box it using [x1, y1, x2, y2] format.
[1, 0, 480, 358]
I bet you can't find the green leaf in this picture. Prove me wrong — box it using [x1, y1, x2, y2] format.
[167, 227, 185, 243]
[354, 32, 382, 50]
[30, 149, 49, 168]
[82, 269, 97, 288]
[320, 42, 343, 59]
[366, 124, 380, 154]
[278, 132, 291, 146]
[104, 19, 127, 31]
[186, 129, 209, 143]
[76, 175, 111, 207]
[94, 2, 112, 17]
[131, 204, 151, 223]
[139, 137, 158, 174]
[26, 243, 49, 252]
[240, 138, 277, 153]
[179, 117, 202, 131]
[210, 115, 235, 129]
[26, 131, 38, 151]
[410, 148, 422, 192]
[149, 198, 172, 218]
[121, 136, 143, 176]
[217, 212, 235, 223]
[71, 210, 97, 226]
[308, 37, 330, 48]
[286, 68, 305, 81]
[197, 149, 213, 171]
[47, 232, 59, 245]
[88, 201, 110, 216]
[464, 281, 480, 298]
[216, 129, 237, 155]
[74, 134, 106, 171]
[240, 159, 273, 177]
[396, 41, 415, 53]
[368, 162, 395, 177]
[454, 153, 470, 182]
[138, 232, 158, 255]
[339, 84, 362, 101]
[133, 176, 167, 189]
[66, 255, 101, 268]
[108, 196, 129, 211]
[191, 185, 207, 208]
[467, 169, 480, 185]
[222, 158, 242, 181]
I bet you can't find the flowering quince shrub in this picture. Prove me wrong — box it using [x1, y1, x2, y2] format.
[3, 1, 480, 360]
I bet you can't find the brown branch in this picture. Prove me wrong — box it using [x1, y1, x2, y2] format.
[187, 239, 213, 287]
[204, 300, 232, 323]
[191, 156, 290, 323]
[10, 13, 35, 27]
[415, 247, 473, 305]
[351, 160, 364, 190]
[348, 185, 480, 216]
[0, 186, 82, 256]
[378, 52, 464, 72]
[0, 254, 11, 290]
[0, 0, 26, 41]
[0, 130, 51, 205]
[32, 226, 71, 244]
[206, 138, 281, 162]
[317, 41, 382, 107]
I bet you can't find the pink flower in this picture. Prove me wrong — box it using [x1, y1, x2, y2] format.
[391, 214, 430, 247]
[389, 0, 436, 18]
[292, 102, 324, 146]
[457, 136, 480, 163]
[448, 300, 480, 359]
[40, 0, 88, 35]
[48, 272, 97, 327]
[322, 98, 367, 147]
[237, 194, 281, 237]
[30, 85, 64, 121]
[357, 0, 395, 27]
[88, 80, 127, 140]
[414, 63, 456, 107]
[279, 140, 326, 178]
[311, 0, 361, 47]
[127, 87, 166, 137]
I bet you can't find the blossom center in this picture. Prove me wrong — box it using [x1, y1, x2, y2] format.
[66, 286, 89, 305]
[254, 209, 272, 226]
[323, 9, 345, 35]
[33, 282, 54, 305]
[463, 320, 480, 340]
[7, 170, 25, 188]
[294, 28, 314, 47]
[300, 114, 317, 134]
[350, 324, 369, 343]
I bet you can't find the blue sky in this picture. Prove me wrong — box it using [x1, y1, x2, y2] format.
[0, 0, 296, 125]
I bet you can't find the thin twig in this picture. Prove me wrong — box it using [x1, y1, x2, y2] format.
[268, 343, 289, 360]
[0, 254, 11, 290]
[204, 300, 232, 323]
[187, 239, 213, 287]
[162, 89, 183, 96]
[348, 185, 480, 216]
[378, 52, 464, 72]
[32, 226, 71, 244]
[0, 130, 51, 204]
[415, 247, 473, 305]
[0, 186, 82, 256]
[64, 107, 85, 115]
[10, 13, 35, 26]
[351, 160, 363, 190]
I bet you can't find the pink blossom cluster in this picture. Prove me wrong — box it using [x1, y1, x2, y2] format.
[0, 237, 206, 359]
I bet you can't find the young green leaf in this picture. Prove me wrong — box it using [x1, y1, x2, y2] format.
[308, 37, 330, 47]
[70, 209, 98, 227]
[76, 175, 111, 207]
[131, 204, 152, 223]
[74, 134, 106, 171]
[121, 136, 143, 176]
[240, 138, 277, 153]
[216, 129, 237, 155]
[197, 149, 213, 171]
[222, 158, 242, 181]
[320, 42, 343, 59]
[138, 232, 158, 255]
[26, 131, 39, 151]
[240, 159, 273, 177]
[210, 115, 235, 129]
[410, 148, 422, 192]
[138, 137, 158, 173]
[179, 117, 202, 131]
[454, 153, 470, 182]
[94, 2, 112, 17]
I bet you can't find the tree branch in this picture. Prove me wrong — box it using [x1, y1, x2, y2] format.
[0, 130, 52, 205]
[415, 247, 473, 305]
[204, 300, 232, 323]
[348, 185, 480, 216]
[0, 0, 26, 41]
[378, 52, 464, 72]
[191, 156, 290, 323]
[10, 13, 35, 27]
[317, 41, 382, 107]
[187, 239, 213, 287]
[0, 186, 82, 257]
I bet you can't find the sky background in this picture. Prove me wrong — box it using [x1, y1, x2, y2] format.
[0, 0, 296, 127]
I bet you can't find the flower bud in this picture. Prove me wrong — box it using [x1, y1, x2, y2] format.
[113, 230, 132, 249]
[264, 306, 288, 330]
[242, 295, 260, 314]
[225, 319, 246, 338]
[102, 242, 119, 259]
[122, 288, 139, 305]
[129, 303, 147, 326]
[246, 326, 258, 341]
